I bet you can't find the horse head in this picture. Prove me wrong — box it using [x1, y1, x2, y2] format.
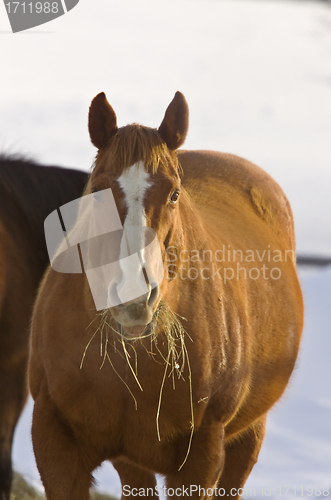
[87, 91, 189, 337]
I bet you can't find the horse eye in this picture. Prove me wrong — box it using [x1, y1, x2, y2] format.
[169, 190, 180, 204]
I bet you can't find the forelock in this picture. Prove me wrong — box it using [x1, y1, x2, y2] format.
[94, 124, 179, 176]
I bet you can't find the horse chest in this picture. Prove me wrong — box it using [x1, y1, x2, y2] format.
[48, 342, 208, 459]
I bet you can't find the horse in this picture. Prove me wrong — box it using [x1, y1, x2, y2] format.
[29, 92, 304, 500]
[0, 155, 88, 500]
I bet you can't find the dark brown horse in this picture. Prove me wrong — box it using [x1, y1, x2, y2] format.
[29, 92, 303, 500]
[0, 155, 88, 500]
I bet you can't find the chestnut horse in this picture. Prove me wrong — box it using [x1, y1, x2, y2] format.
[29, 92, 303, 500]
[0, 156, 88, 500]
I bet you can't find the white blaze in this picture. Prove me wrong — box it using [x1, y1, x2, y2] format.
[118, 161, 151, 227]
[117, 161, 152, 303]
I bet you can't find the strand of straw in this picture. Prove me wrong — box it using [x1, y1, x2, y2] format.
[81, 302, 194, 468]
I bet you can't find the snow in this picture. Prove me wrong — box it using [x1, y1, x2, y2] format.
[2, 0, 331, 496]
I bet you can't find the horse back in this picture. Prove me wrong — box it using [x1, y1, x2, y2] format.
[178, 150, 296, 251]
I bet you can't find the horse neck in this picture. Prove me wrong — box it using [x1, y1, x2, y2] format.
[162, 199, 222, 309]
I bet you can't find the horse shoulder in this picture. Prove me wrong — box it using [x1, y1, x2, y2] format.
[29, 267, 54, 400]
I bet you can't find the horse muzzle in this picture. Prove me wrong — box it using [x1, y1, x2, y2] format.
[109, 281, 159, 337]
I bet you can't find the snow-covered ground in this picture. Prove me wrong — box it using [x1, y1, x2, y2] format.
[1, 0, 331, 497]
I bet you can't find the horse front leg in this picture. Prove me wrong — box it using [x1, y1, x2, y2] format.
[0, 342, 28, 500]
[112, 457, 158, 500]
[32, 390, 99, 500]
[165, 419, 225, 500]
[216, 415, 267, 500]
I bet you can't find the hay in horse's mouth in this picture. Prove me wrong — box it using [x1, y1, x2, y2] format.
[80, 301, 194, 471]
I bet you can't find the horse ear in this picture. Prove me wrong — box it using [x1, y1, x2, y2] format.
[88, 92, 118, 149]
[158, 92, 189, 150]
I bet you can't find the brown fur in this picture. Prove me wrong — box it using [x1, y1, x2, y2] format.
[29, 93, 303, 500]
[0, 156, 88, 500]
[158, 92, 189, 150]
[94, 124, 177, 177]
[88, 92, 118, 149]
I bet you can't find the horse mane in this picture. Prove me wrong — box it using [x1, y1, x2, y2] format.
[96, 124, 180, 175]
[0, 154, 88, 262]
